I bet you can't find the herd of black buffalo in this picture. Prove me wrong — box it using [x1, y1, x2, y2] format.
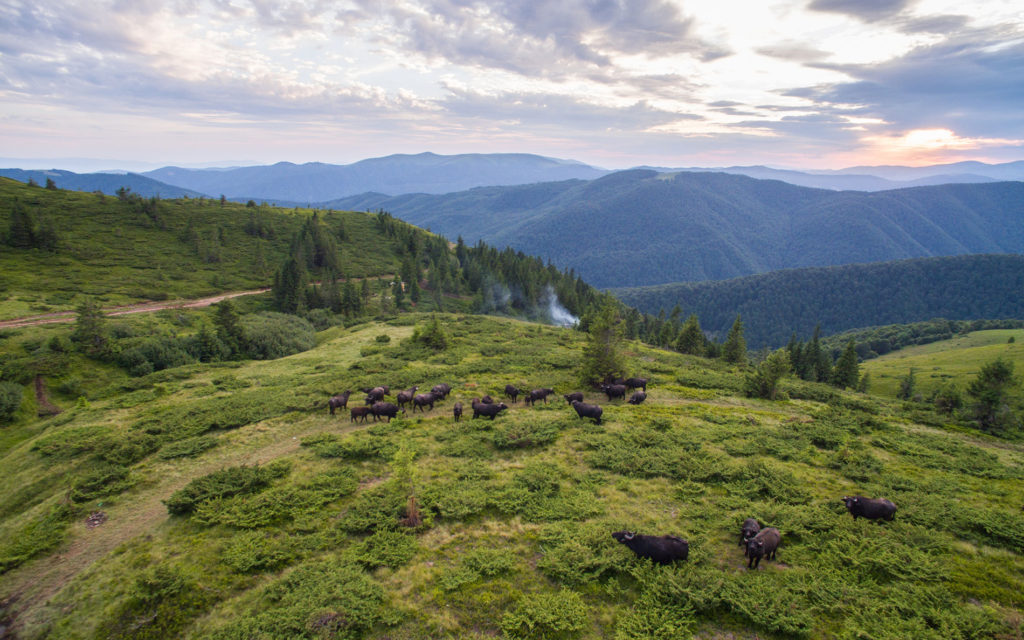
[325, 377, 898, 570]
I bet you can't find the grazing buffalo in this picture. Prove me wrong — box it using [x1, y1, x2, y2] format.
[412, 392, 440, 412]
[739, 518, 761, 547]
[504, 385, 520, 403]
[350, 406, 372, 423]
[472, 398, 508, 420]
[453, 402, 463, 422]
[746, 527, 780, 569]
[328, 390, 352, 415]
[364, 386, 388, 404]
[480, 395, 495, 404]
[627, 391, 647, 405]
[431, 383, 452, 399]
[370, 402, 404, 422]
[842, 496, 897, 522]
[570, 400, 603, 425]
[524, 388, 555, 406]
[611, 531, 689, 564]
[563, 392, 584, 405]
[600, 384, 627, 401]
[624, 377, 648, 392]
[396, 386, 418, 409]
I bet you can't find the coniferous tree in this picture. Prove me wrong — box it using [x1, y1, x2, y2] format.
[70, 299, 108, 358]
[273, 258, 308, 314]
[45, 177, 57, 190]
[831, 340, 860, 389]
[722, 314, 747, 365]
[214, 299, 245, 358]
[897, 368, 917, 400]
[856, 371, 871, 393]
[7, 202, 35, 248]
[744, 349, 791, 400]
[676, 314, 705, 356]
[966, 358, 1019, 433]
[579, 300, 625, 386]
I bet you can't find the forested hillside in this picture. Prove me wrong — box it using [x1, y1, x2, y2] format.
[611, 254, 1024, 347]
[331, 171, 1024, 288]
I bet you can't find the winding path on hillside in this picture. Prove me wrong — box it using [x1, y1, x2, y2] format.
[0, 289, 271, 330]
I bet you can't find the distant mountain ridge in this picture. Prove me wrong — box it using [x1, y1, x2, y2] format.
[610, 254, 1024, 347]
[0, 168, 205, 198]
[329, 171, 1024, 288]
[142, 152, 609, 202]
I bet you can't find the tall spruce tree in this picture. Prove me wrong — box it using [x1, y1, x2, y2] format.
[722, 314, 747, 365]
[579, 300, 625, 386]
[676, 314, 705, 356]
[966, 358, 1019, 433]
[273, 258, 308, 314]
[70, 299, 108, 357]
[831, 340, 860, 389]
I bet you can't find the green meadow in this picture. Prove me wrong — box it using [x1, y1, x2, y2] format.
[2, 312, 1022, 640]
[862, 328, 1024, 400]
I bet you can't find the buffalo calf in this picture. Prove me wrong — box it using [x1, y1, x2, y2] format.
[350, 406, 371, 423]
[328, 390, 352, 415]
[453, 402, 463, 422]
[627, 391, 647, 405]
[739, 518, 760, 547]
[504, 384, 520, 403]
[563, 392, 584, 405]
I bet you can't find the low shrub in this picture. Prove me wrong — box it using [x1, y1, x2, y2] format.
[222, 531, 295, 573]
[239, 312, 316, 360]
[500, 589, 588, 640]
[164, 461, 290, 515]
[69, 461, 132, 502]
[158, 436, 218, 460]
[352, 529, 417, 568]
[0, 502, 77, 573]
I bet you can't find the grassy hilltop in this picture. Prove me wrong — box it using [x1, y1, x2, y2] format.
[0, 178, 400, 321]
[1, 311, 1023, 639]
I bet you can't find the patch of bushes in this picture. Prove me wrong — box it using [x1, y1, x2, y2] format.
[0, 501, 77, 574]
[31, 425, 111, 459]
[0, 381, 24, 422]
[69, 461, 132, 502]
[96, 564, 215, 640]
[158, 435, 218, 460]
[133, 388, 304, 440]
[239, 312, 316, 360]
[195, 470, 358, 529]
[208, 560, 385, 640]
[164, 461, 290, 515]
[500, 589, 588, 640]
[300, 432, 398, 460]
[490, 418, 562, 449]
[536, 523, 619, 586]
[352, 529, 417, 568]
[221, 530, 295, 573]
[440, 546, 516, 591]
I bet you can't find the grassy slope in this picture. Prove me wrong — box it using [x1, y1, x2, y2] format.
[1, 314, 1022, 640]
[0, 179, 399, 321]
[862, 328, 1024, 398]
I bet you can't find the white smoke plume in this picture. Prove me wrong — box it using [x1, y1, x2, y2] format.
[544, 285, 579, 327]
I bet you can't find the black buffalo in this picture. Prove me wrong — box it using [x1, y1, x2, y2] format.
[524, 388, 554, 406]
[431, 383, 452, 399]
[364, 386, 388, 404]
[563, 392, 584, 405]
[600, 384, 627, 401]
[627, 391, 647, 405]
[328, 390, 352, 415]
[570, 400, 603, 425]
[504, 384, 520, 403]
[739, 518, 760, 547]
[480, 394, 495, 404]
[746, 527, 780, 569]
[412, 392, 440, 412]
[453, 402, 463, 422]
[350, 406, 372, 423]
[396, 386, 418, 409]
[370, 402, 404, 422]
[842, 496, 897, 521]
[612, 531, 689, 564]
[472, 398, 508, 420]
[624, 377, 648, 392]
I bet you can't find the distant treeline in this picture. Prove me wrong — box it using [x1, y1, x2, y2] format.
[820, 318, 1024, 361]
[611, 254, 1024, 347]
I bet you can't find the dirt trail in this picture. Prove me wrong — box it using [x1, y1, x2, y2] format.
[0, 274, 396, 330]
[0, 289, 272, 330]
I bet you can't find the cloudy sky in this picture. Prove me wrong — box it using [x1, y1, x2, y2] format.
[1, 0, 1022, 171]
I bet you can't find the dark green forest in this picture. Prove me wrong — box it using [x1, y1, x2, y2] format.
[328, 171, 1024, 288]
[611, 254, 1024, 347]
